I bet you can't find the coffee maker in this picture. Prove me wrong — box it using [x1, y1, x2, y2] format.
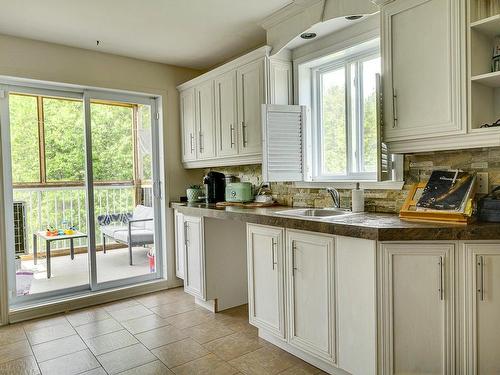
[203, 171, 226, 203]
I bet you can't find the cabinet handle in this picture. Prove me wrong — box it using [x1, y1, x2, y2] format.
[190, 133, 194, 153]
[271, 238, 277, 270]
[199, 131, 204, 153]
[242, 121, 248, 147]
[184, 222, 189, 247]
[392, 88, 398, 128]
[438, 256, 444, 301]
[230, 124, 235, 148]
[477, 256, 485, 301]
[292, 240, 298, 276]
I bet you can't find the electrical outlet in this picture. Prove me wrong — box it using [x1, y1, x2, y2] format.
[477, 172, 489, 194]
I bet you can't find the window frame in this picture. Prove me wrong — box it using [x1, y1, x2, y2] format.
[9, 93, 147, 190]
[311, 47, 380, 182]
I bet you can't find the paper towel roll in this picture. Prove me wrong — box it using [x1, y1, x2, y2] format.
[352, 187, 365, 213]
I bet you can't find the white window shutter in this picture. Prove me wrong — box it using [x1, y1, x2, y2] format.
[262, 104, 306, 182]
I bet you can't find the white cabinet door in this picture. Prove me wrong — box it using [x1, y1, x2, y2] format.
[195, 80, 216, 159]
[382, 0, 464, 141]
[465, 244, 500, 374]
[183, 215, 205, 299]
[246, 224, 286, 339]
[180, 88, 197, 162]
[269, 59, 292, 105]
[215, 71, 238, 157]
[286, 230, 336, 364]
[174, 210, 185, 279]
[237, 59, 265, 156]
[381, 243, 455, 375]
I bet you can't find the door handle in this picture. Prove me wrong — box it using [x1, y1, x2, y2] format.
[242, 121, 248, 147]
[477, 256, 485, 301]
[438, 256, 444, 301]
[292, 240, 298, 276]
[230, 124, 235, 148]
[392, 88, 398, 128]
[190, 133, 195, 153]
[184, 222, 189, 247]
[271, 238, 278, 270]
[199, 131, 204, 153]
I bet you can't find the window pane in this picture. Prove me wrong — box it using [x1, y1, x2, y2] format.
[361, 57, 381, 173]
[91, 102, 134, 181]
[321, 67, 346, 175]
[138, 104, 152, 181]
[44, 98, 85, 182]
[9, 94, 40, 183]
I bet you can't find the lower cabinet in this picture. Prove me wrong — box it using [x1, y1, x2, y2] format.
[380, 243, 456, 375]
[246, 224, 285, 338]
[174, 210, 185, 279]
[464, 243, 500, 374]
[183, 215, 205, 299]
[286, 230, 336, 364]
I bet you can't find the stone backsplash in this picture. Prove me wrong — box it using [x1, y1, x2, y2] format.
[205, 147, 500, 213]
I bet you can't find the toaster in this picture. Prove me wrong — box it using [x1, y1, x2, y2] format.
[225, 182, 253, 203]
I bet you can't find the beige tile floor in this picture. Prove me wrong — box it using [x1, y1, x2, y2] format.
[0, 288, 327, 375]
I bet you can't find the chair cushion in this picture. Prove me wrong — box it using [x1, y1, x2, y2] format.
[113, 229, 154, 244]
[101, 225, 128, 238]
[131, 205, 154, 231]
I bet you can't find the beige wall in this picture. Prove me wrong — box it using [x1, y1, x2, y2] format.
[0, 33, 204, 199]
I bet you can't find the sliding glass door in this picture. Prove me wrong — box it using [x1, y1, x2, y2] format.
[85, 91, 162, 290]
[0, 83, 163, 305]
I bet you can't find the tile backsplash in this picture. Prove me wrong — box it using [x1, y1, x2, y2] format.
[205, 147, 500, 213]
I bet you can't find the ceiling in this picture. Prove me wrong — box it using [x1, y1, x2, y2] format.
[0, 0, 292, 70]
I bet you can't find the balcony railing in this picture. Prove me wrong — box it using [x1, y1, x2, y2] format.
[14, 184, 138, 253]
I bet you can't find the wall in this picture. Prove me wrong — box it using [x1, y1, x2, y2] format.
[206, 146, 500, 213]
[0, 33, 203, 323]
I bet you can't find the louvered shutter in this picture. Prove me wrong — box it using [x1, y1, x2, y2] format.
[262, 104, 306, 182]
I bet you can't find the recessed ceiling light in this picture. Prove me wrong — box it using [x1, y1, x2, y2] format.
[345, 15, 363, 21]
[300, 32, 317, 40]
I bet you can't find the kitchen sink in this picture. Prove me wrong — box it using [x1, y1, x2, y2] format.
[275, 208, 353, 218]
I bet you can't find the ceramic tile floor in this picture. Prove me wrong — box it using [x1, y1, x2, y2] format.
[0, 287, 327, 375]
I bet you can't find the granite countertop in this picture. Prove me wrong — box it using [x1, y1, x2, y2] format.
[171, 202, 500, 241]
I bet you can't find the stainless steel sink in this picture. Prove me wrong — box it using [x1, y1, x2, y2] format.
[275, 208, 353, 218]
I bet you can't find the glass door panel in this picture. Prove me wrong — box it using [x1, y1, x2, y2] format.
[7, 92, 89, 299]
[88, 98, 159, 286]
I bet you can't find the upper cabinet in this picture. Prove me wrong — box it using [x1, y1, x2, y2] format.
[382, 0, 466, 147]
[177, 46, 292, 168]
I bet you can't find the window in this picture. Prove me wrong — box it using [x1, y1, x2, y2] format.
[312, 49, 380, 181]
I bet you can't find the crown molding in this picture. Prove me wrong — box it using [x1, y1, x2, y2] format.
[261, 0, 324, 30]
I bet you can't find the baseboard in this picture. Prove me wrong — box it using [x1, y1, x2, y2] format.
[195, 297, 216, 312]
[8, 278, 174, 323]
[259, 330, 350, 375]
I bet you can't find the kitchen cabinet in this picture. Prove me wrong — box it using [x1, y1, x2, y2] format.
[177, 46, 292, 168]
[464, 243, 500, 374]
[194, 80, 216, 160]
[237, 59, 265, 156]
[246, 224, 286, 339]
[381, 0, 465, 150]
[215, 70, 238, 157]
[183, 215, 205, 299]
[380, 243, 456, 375]
[174, 210, 185, 279]
[286, 230, 336, 365]
[180, 88, 197, 162]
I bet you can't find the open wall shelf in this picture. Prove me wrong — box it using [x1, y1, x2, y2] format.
[469, 0, 500, 130]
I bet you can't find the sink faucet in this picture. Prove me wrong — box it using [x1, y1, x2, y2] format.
[326, 187, 340, 208]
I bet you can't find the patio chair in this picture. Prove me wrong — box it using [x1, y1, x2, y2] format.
[97, 205, 154, 266]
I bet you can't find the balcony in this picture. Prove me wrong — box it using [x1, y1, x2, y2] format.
[14, 184, 155, 296]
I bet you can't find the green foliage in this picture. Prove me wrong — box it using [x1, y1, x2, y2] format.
[322, 83, 347, 175]
[9, 95, 40, 183]
[44, 98, 85, 181]
[91, 103, 134, 181]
